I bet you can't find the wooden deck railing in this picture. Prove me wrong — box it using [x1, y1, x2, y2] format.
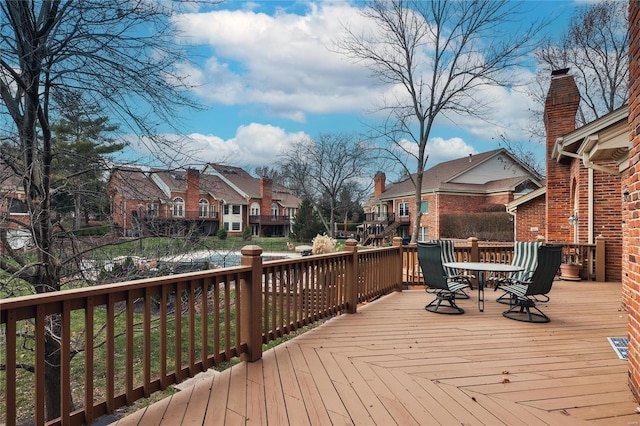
[0, 240, 402, 426]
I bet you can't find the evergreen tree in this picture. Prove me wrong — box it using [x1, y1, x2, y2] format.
[51, 91, 125, 229]
[291, 198, 324, 242]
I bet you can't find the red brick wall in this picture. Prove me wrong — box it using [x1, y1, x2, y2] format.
[544, 71, 580, 243]
[186, 169, 200, 219]
[625, 0, 640, 402]
[514, 196, 546, 242]
[374, 172, 385, 196]
[260, 177, 273, 215]
[592, 165, 623, 281]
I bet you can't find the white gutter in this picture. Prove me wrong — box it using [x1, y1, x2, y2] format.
[588, 168, 594, 244]
[580, 135, 620, 176]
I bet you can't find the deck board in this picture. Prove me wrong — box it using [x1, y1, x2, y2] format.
[110, 280, 636, 425]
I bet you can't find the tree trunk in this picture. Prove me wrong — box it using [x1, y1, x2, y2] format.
[44, 316, 63, 421]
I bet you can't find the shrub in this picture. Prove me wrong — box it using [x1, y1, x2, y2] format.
[312, 234, 337, 254]
[242, 226, 252, 241]
[217, 228, 228, 240]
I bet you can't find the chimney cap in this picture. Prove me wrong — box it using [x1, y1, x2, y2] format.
[551, 68, 570, 76]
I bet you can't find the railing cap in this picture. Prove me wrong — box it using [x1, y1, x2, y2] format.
[241, 245, 263, 256]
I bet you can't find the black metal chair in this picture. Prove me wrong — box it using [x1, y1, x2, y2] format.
[490, 241, 547, 304]
[417, 242, 471, 314]
[499, 245, 562, 323]
[428, 239, 473, 298]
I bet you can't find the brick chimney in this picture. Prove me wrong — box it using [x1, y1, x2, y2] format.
[374, 171, 386, 197]
[186, 168, 200, 218]
[260, 176, 273, 216]
[624, 0, 640, 402]
[544, 68, 580, 242]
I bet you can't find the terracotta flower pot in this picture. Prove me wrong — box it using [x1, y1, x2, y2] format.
[560, 263, 581, 281]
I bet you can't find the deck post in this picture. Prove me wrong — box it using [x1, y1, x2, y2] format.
[345, 239, 359, 313]
[595, 235, 606, 282]
[241, 245, 263, 362]
[468, 237, 479, 262]
[468, 237, 480, 288]
[392, 237, 404, 292]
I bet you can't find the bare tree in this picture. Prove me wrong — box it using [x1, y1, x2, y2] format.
[336, 0, 545, 243]
[0, 0, 213, 421]
[278, 133, 372, 237]
[535, 0, 628, 128]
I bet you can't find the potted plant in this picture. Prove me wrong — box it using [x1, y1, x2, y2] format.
[560, 251, 582, 281]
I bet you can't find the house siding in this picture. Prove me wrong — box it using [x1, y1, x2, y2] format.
[625, 0, 640, 402]
[514, 196, 546, 242]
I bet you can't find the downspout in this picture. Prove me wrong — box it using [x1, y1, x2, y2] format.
[588, 168, 594, 245]
[506, 205, 517, 242]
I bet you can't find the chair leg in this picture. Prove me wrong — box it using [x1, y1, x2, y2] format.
[425, 292, 465, 315]
[502, 298, 550, 323]
[496, 291, 514, 305]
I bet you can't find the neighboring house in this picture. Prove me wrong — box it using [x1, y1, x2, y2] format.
[363, 148, 543, 245]
[0, 162, 31, 249]
[507, 69, 628, 282]
[108, 164, 300, 238]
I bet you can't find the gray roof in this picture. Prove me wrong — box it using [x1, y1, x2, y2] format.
[376, 149, 542, 201]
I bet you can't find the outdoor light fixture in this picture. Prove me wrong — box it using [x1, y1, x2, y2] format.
[568, 211, 578, 226]
[624, 187, 630, 202]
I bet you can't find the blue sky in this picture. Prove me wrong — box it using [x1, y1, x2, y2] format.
[127, 0, 582, 179]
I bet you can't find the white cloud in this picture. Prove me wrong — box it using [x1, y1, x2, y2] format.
[127, 123, 309, 170]
[390, 136, 478, 175]
[426, 137, 478, 166]
[173, 3, 381, 121]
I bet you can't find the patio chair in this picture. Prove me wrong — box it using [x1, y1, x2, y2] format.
[499, 244, 562, 323]
[490, 241, 546, 304]
[418, 242, 471, 315]
[429, 239, 474, 298]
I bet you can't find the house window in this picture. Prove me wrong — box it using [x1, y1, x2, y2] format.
[231, 222, 241, 231]
[232, 205, 241, 215]
[419, 226, 429, 241]
[224, 205, 229, 215]
[199, 199, 209, 218]
[399, 202, 409, 217]
[420, 201, 428, 214]
[250, 202, 260, 216]
[146, 203, 158, 218]
[223, 222, 229, 230]
[271, 203, 278, 217]
[8, 198, 27, 214]
[172, 197, 184, 217]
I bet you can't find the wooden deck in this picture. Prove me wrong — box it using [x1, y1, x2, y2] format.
[111, 280, 638, 425]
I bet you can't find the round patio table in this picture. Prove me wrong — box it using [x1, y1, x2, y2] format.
[443, 262, 524, 312]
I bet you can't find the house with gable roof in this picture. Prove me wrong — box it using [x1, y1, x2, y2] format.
[506, 69, 628, 282]
[363, 148, 543, 245]
[0, 161, 31, 249]
[202, 164, 299, 237]
[108, 164, 300, 238]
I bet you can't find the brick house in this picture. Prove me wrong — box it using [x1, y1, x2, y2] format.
[624, 0, 640, 402]
[507, 70, 628, 282]
[0, 162, 31, 249]
[108, 164, 300, 238]
[363, 149, 543, 245]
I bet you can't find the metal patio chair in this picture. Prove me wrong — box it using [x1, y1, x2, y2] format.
[429, 239, 474, 298]
[418, 242, 471, 315]
[499, 245, 562, 323]
[490, 241, 545, 304]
